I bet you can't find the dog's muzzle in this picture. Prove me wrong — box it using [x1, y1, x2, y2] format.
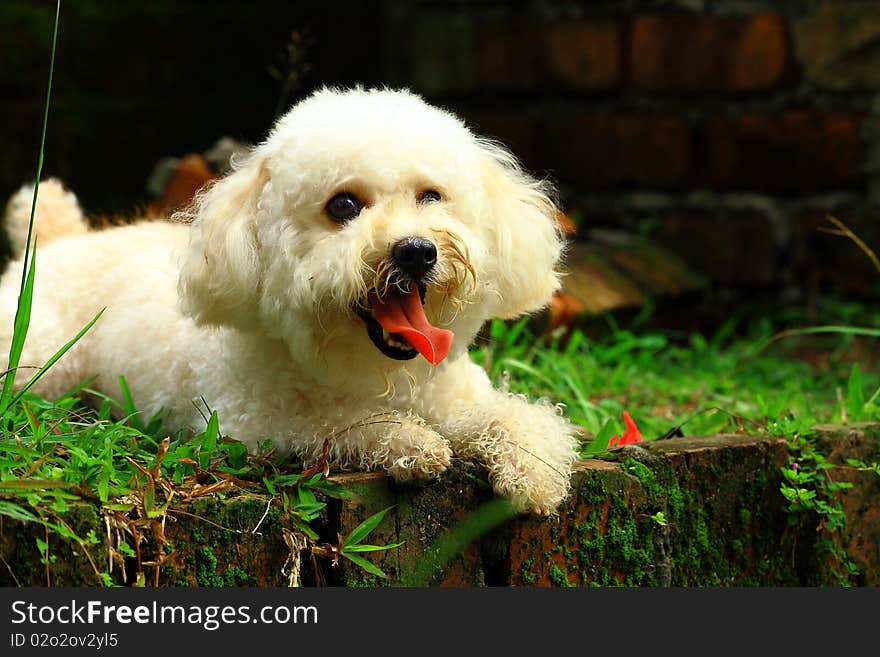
[353, 237, 454, 365]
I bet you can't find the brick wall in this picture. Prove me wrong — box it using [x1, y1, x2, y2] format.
[0, 1, 382, 215]
[3, 1, 879, 304]
[389, 1, 880, 301]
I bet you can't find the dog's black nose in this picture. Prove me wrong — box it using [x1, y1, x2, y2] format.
[392, 237, 437, 280]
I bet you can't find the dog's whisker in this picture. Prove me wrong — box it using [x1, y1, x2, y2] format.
[381, 268, 396, 300]
[327, 412, 404, 441]
[434, 229, 477, 302]
[378, 371, 395, 399]
[438, 294, 450, 323]
[400, 364, 417, 391]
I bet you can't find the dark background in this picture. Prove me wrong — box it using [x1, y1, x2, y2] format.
[2, 0, 879, 327]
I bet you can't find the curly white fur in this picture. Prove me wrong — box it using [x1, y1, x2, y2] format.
[0, 87, 579, 514]
[4, 179, 88, 253]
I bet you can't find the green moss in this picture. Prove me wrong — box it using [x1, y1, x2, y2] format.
[549, 564, 574, 587]
[223, 564, 252, 587]
[155, 497, 292, 587]
[621, 459, 655, 485]
[519, 558, 536, 585]
[345, 569, 384, 588]
[0, 504, 113, 586]
[539, 446, 811, 587]
[554, 468, 658, 586]
[195, 546, 223, 587]
[731, 539, 745, 558]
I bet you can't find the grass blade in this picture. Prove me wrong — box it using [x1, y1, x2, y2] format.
[343, 542, 404, 553]
[498, 358, 556, 390]
[1, 0, 62, 410]
[0, 500, 43, 523]
[761, 325, 880, 352]
[846, 363, 865, 420]
[582, 418, 616, 455]
[341, 551, 388, 578]
[118, 375, 142, 432]
[0, 249, 38, 410]
[342, 505, 393, 549]
[408, 498, 517, 586]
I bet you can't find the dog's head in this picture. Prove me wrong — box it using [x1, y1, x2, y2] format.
[178, 88, 564, 380]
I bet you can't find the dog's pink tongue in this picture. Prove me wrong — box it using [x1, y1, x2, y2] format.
[369, 287, 453, 365]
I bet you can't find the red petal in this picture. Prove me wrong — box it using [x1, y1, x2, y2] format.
[606, 410, 644, 448]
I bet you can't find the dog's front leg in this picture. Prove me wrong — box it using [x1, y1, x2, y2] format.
[299, 411, 453, 482]
[419, 356, 580, 514]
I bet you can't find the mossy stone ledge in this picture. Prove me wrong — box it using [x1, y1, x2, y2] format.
[2, 427, 878, 587]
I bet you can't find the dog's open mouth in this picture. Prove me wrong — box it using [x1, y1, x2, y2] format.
[354, 283, 454, 365]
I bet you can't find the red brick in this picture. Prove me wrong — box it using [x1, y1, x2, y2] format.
[541, 20, 623, 91]
[704, 110, 864, 193]
[630, 13, 790, 92]
[729, 14, 792, 91]
[476, 21, 540, 91]
[477, 19, 623, 92]
[655, 210, 777, 287]
[542, 112, 692, 190]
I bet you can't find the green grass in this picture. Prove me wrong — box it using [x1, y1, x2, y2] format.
[0, 387, 393, 584]
[471, 304, 880, 454]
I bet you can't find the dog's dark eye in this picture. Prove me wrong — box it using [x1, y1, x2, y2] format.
[418, 189, 442, 205]
[326, 192, 363, 223]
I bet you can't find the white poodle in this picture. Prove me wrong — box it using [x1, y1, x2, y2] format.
[0, 88, 579, 514]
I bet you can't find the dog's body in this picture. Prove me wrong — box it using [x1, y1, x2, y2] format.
[1, 88, 579, 514]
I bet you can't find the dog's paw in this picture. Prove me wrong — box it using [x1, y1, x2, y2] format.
[473, 415, 578, 516]
[380, 424, 453, 481]
[489, 458, 571, 516]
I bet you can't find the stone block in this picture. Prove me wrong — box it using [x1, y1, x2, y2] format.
[508, 436, 801, 586]
[811, 424, 880, 585]
[541, 19, 623, 91]
[0, 505, 110, 587]
[332, 469, 490, 587]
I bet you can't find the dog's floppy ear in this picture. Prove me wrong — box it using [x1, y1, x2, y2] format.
[479, 142, 565, 319]
[177, 155, 268, 329]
